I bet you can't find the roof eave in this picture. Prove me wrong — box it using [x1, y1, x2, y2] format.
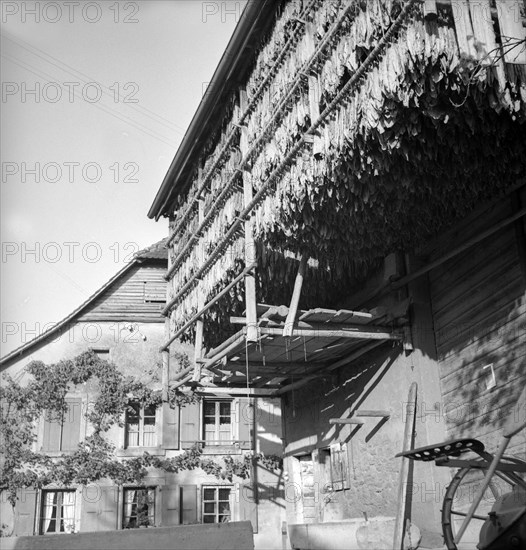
[148, 0, 278, 221]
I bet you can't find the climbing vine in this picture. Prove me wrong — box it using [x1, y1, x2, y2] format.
[0, 350, 282, 506]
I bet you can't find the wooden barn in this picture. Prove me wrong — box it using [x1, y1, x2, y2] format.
[148, 1, 526, 548]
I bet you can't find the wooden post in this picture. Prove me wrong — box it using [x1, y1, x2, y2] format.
[239, 89, 258, 342]
[423, 0, 437, 20]
[283, 256, 308, 338]
[192, 178, 205, 382]
[393, 382, 418, 550]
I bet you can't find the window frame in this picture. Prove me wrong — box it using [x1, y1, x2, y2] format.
[122, 487, 156, 529]
[124, 402, 158, 448]
[202, 399, 233, 446]
[39, 489, 76, 535]
[201, 485, 233, 524]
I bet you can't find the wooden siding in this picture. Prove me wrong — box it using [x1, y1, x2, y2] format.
[77, 264, 166, 322]
[429, 195, 526, 456]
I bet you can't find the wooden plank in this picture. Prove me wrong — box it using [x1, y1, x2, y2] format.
[193, 194, 205, 382]
[298, 308, 338, 323]
[260, 327, 400, 341]
[495, 0, 526, 64]
[330, 309, 373, 324]
[239, 88, 258, 343]
[423, 0, 438, 19]
[329, 418, 364, 425]
[194, 386, 276, 396]
[468, 0, 506, 86]
[450, 0, 477, 57]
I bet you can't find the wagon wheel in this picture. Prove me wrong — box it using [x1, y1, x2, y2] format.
[441, 457, 526, 550]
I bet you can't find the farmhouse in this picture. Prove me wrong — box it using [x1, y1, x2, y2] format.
[148, 1, 526, 548]
[0, 240, 285, 549]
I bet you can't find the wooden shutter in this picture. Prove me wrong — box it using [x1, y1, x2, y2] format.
[161, 484, 180, 526]
[163, 403, 179, 449]
[80, 485, 118, 532]
[14, 488, 37, 536]
[42, 413, 62, 451]
[239, 483, 258, 533]
[179, 402, 200, 449]
[237, 397, 253, 450]
[180, 485, 197, 524]
[330, 443, 349, 491]
[61, 398, 82, 451]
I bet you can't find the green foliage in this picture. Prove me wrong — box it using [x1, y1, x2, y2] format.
[0, 350, 281, 506]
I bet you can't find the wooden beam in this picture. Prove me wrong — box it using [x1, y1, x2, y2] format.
[283, 256, 308, 338]
[203, 333, 246, 369]
[224, 361, 326, 371]
[193, 193, 205, 382]
[354, 410, 391, 418]
[329, 418, 365, 425]
[231, 316, 398, 335]
[194, 386, 277, 396]
[260, 326, 400, 341]
[160, 263, 256, 351]
[240, 89, 258, 343]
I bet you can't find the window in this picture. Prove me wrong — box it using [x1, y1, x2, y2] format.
[203, 400, 232, 445]
[125, 403, 157, 447]
[92, 348, 110, 360]
[42, 398, 81, 452]
[122, 488, 155, 529]
[202, 487, 231, 524]
[39, 490, 76, 534]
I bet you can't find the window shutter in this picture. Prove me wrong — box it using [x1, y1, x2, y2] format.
[180, 485, 197, 524]
[330, 443, 349, 491]
[14, 489, 37, 536]
[80, 485, 118, 532]
[237, 398, 253, 450]
[179, 402, 200, 449]
[42, 413, 62, 451]
[61, 398, 82, 451]
[162, 403, 180, 449]
[239, 483, 258, 533]
[161, 484, 180, 526]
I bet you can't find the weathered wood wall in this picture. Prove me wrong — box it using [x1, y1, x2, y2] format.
[429, 189, 526, 456]
[77, 264, 166, 323]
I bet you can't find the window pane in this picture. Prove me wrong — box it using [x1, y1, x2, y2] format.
[218, 489, 230, 501]
[203, 515, 214, 523]
[204, 402, 215, 416]
[123, 488, 155, 529]
[219, 402, 230, 417]
[204, 502, 215, 513]
[203, 488, 215, 501]
[144, 404, 156, 418]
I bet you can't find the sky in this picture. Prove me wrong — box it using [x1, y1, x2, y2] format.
[1, 0, 246, 356]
